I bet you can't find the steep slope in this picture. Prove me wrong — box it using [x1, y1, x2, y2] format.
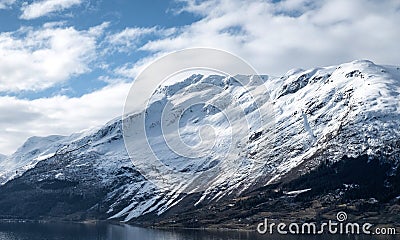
[0, 119, 156, 220]
[120, 59, 400, 223]
[261, 60, 400, 182]
[0, 135, 66, 184]
[0, 60, 399, 224]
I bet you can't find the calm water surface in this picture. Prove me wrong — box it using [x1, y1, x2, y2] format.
[0, 221, 398, 240]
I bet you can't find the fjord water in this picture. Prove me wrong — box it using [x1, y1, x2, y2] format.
[0, 222, 397, 240]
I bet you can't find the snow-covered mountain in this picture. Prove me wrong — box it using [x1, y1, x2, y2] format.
[0, 60, 399, 223]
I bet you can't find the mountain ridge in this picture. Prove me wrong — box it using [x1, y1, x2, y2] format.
[0, 60, 399, 226]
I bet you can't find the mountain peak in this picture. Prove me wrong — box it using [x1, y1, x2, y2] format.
[0, 60, 399, 223]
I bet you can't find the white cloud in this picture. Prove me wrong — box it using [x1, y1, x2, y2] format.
[139, 0, 400, 75]
[107, 27, 156, 48]
[0, 23, 106, 92]
[114, 54, 159, 79]
[0, 82, 130, 155]
[105, 27, 176, 53]
[0, 0, 15, 9]
[20, 0, 83, 20]
[2, 0, 400, 154]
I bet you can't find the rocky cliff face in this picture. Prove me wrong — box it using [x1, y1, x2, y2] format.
[0, 60, 399, 225]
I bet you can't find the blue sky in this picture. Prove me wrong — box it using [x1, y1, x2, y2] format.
[0, 0, 399, 154]
[0, 0, 200, 99]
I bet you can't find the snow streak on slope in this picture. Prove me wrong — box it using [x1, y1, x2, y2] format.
[121, 73, 275, 220]
[264, 60, 400, 182]
[118, 60, 400, 221]
[0, 60, 399, 222]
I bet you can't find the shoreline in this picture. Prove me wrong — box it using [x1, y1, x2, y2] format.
[0, 218, 255, 232]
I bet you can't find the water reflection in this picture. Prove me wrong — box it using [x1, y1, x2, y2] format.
[0, 221, 397, 240]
